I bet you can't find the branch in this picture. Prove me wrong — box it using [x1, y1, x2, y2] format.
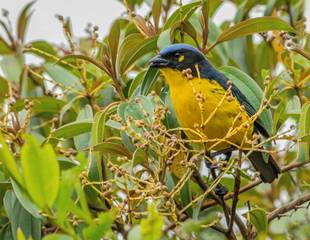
[202, 161, 310, 209]
[164, 161, 310, 235]
[227, 151, 242, 235]
[268, 193, 310, 222]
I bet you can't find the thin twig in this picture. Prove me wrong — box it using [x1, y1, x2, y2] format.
[268, 193, 310, 222]
[202, 161, 310, 209]
[227, 151, 242, 236]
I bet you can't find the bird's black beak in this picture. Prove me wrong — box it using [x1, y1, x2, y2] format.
[149, 55, 169, 68]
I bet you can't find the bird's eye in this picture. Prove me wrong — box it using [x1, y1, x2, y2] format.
[174, 53, 185, 62]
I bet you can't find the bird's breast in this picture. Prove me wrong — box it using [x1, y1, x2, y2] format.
[161, 69, 253, 150]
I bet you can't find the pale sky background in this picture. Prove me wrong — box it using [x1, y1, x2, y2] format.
[1, 0, 309, 46]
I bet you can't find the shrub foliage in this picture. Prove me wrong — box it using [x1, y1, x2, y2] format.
[0, 0, 309, 239]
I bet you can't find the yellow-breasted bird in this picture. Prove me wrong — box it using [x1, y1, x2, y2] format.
[149, 44, 280, 183]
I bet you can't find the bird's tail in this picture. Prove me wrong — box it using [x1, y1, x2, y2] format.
[248, 151, 280, 183]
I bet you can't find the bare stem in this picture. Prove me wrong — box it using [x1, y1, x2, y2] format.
[268, 193, 310, 222]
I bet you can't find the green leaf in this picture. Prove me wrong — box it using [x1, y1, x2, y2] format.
[108, 19, 123, 68]
[17, 0, 36, 42]
[0, 54, 24, 82]
[91, 109, 113, 181]
[21, 135, 59, 209]
[140, 203, 163, 240]
[128, 225, 142, 240]
[4, 190, 41, 240]
[117, 34, 157, 75]
[59, 95, 82, 124]
[12, 97, 66, 114]
[0, 76, 9, 103]
[298, 102, 310, 162]
[83, 210, 116, 240]
[163, 1, 201, 30]
[55, 154, 87, 225]
[132, 148, 146, 168]
[17, 228, 25, 240]
[0, 135, 23, 186]
[286, 95, 301, 117]
[248, 208, 268, 234]
[29, 40, 57, 60]
[128, 70, 145, 97]
[12, 180, 41, 219]
[43, 234, 73, 240]
[74, 105, 93, 150]
[157, 29, 172, 50]
[140, 68, 159, 96]
[215, 17, 296, 45]
[51, 120, 93, 139]
[180, 181, 193, 216]
[219, 66, 273, 135]
[44, 63, 84, 91]
[0, 36, 12, 54]
[300, 134, 310, 142]
[91, 141, 131, 158]
[181, 211, 220, 234]
[152, 0, 162, 29]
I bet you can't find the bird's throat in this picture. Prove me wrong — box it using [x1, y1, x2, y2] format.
[159, 68, 188, 87]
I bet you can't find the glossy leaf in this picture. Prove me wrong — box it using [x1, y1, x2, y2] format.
[215, 17, 296, 45]
[12, 180, 41, 219]
[117, 33, 157, 75]
[12, 96, 66, 114]
[51, 121, 93, 139]
[140, 204, 163, 240]
[21, 135, 59, 209]
[140, 68, 159, 96]
[0, 54, 24, 82]
[248, 208, 268, 234]
[74, 105, 93, 150]
[44, 63, 84, 91]
[43, 234, 73, 240]
[298, 102, 310, 162]
[4, 190, 41, 240]
[163, 1, 201, 30]
[0, 135, 23, 186]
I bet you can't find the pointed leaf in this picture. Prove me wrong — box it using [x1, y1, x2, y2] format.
[51, 121, 93, 139]
[0, 136, 23, 186]
[216, 17, 296, 44]
[21, 135, 59, 209]
[17, 0, 36, 42]
[248, 208, 268, 234]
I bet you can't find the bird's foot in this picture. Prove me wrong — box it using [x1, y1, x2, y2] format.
[215, 185, 228, 196]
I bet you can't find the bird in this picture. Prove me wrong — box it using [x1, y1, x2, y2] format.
[149, 43, 280, 183]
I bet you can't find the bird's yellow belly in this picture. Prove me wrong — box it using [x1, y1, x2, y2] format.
[163, 70, 253, 151]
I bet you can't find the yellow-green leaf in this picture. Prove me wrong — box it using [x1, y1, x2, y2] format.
[248, 208, 268, 234]
[140, 204, 163, 240]
[21, 135, 59, 209]
[0, 135, 23, 186]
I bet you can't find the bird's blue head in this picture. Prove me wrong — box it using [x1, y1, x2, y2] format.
[149, 44, 208, 73]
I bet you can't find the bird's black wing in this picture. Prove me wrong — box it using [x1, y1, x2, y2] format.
[230, 85, 270, 138]
[203, 68, 270, 138]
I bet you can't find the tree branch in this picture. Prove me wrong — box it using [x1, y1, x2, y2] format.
[268, 193, 310, 222]
[202, 161, 310, 209]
